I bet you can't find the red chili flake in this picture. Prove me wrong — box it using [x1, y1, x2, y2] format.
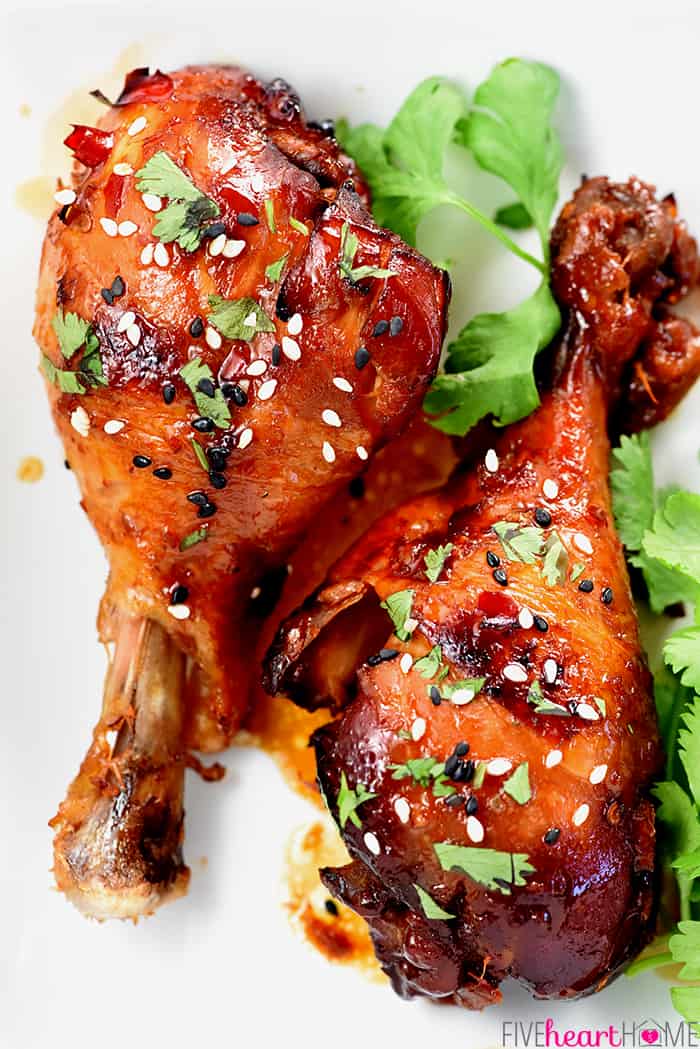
[103, 172, 126, 218]
[478, 590, 519, 619]
[116, 68, 173, 106]
[64, 125, 114, 168]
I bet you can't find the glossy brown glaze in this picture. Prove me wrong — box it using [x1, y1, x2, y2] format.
[264, 177, 700, 1005]
[36, 65, 449, 916]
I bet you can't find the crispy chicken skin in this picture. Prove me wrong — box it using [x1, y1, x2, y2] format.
[264, 178, 700, 1005]
[35, 65, 449, 917]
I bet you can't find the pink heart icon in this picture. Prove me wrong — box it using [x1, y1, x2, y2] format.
[641, 1031, 659, 1045]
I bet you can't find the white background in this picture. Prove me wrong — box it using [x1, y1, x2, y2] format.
[2, 1, 700, 1047]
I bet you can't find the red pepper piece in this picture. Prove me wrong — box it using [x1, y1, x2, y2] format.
[116, 67, 173, 106]
[64, 125, 114, 168]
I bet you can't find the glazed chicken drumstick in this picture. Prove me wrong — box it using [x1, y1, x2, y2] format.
[265, 177, 700, 1005]
[35, 65, 449, 918]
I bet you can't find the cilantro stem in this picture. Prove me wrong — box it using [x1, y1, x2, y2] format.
[626, 949, 674, 978]
[446, 193, 547, 275]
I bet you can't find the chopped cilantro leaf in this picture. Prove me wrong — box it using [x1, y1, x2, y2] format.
[40, 354, 87, 394]
[51, 309, 92, 360]
[289, 216, 309, 235]
[207, 296, 276, 341]
[179, 527, 208, 552]
[493, 521, 544, 564]
[265, 253, 288, 283]
[337, 771, 376, 828]
[135, 151, 220, 252]
[190, 438, 209, 473]
[434, 842, 535, 895]
[180, 357, 231, 429]
[380, 589, 415, 641]
[527, 681, 569, 716]
[503, 762, 531, 804]
[264, 198, 276, 233]
[414, 645, 443, 679]
[414, 884, 455, 920]
[442, 678, 485, 703]
[541, 531, 568, 586]
[338, 221, 396, 283]
[424, 542, 454, 583]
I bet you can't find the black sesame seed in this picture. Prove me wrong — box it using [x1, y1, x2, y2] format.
[162, 382, 176, 405]
[601, 587, 613, 605]
[367, 653, 382, 667]
[465, 795, 479, 815]
[493, 568, 508, 586]
[187, 490, 208, 506]
[455, 742, 469, 757]
[578, 578, 594, 593]
[456, 759, 475, 782]
[533, 615, 549, 632]
[132, 455, 151, 468]
[445, 755, 459, 777]
[202, 222, 226, 239]
[430, 686, 442, 706]
[209, 471, 227, 490]
[170, 584, 189, 605]
[534, 507, 552, 528]
[379, 648, 399, 661]
[198, 502, 217, 518]
[349, 476, 365, 499]
[486, 550, 500, 568]
[192, 417, 215, 433]
[544, 828, 561, 845]
[271, 343, 281, 366]
[237, 212, 259, 226]
[324, 899, 339, 917]
[389, 315, 404, 336]
[231, 384, 248, 407]
[197, 377, 215, 398]
[276, 297, 292, 321]
[207, 448, 227, 471]
[64, 459, 71, 470]
[446, 794, 464, 808]
[189, 316, 205, 337]
[372, 320, 389, 338]
[354, 346, 371, 370]
[111, 276, 125, 298]
[153, 466, 172, 480]
[100, 288, 114, 305]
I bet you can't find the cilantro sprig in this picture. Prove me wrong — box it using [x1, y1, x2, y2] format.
[41, 309, 106, 395]
[135, 151, 220, 252]
[336, 772, 376, 829]
[338, 59, 562, 437]
[434, 842, 535, 895]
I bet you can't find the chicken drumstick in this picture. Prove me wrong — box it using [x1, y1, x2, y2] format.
[35, 65, 449, 918]
[264, 177, 700, 1005]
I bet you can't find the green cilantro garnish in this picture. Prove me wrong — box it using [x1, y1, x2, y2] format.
[424, 542, 454, 583]
[207, 295, 276, 341]
[472, 761, 486, 789]
[179, 527, 209, 552]
[289, 216, 309, 236]
[414, 645, 443, 680]
[541, 531, 568, 586]
[503, 762, 531, 804]
[41, 355, 88, 394]
[265, 254, 288, 283]
[51, 309, 92, 359]
[380, 589, 415, 641]
[264, 198, 276, 233]
[338, 221, 396, 284]
[42, 311, 106, 395]
[190, 437, 209, 473]
[493, 521, 544, 564]
[179, 358, 231, 429]
[414, 884, 455, 921]
[442, 678, 486, 703]
[390, 756, 455, 799]
[527, 681, 569, 716]
[593, 697, 607, 719]
[135, 151, 220, 252]
[570, 562, 585, 583]
[337, 771, 376, 828]
[434, 842, 535, 895]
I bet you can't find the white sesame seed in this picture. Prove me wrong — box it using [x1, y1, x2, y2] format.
[126, 323, 141, 346]
[127, 115, 147, 136]
[576, 702, 599, 721]
[573, 803, 590, 827]
[322, 441, 336, 464]
[411, 718, 426, 741]
[140, 243, 154, 265]
[487, 758, 513, 776]
[113, 162, 133, 176]
[238, 427, 253, 450]
[450, 687, 475, 706]
[247, 359, 267, 377]
[545, 749, 562, 769]
[257, 378, 277, 401]
[573, 532, 593, 555]
[116, 311, 135, 333]
[394, 797, 411, 824]
[543, 658, 558, 684]
[118, 220, 138, 237]
[103, 419, 125, 435]
[287, 313, 303, 336]
[54, 188, 76, 206]
[223, 238, 245, 258]
[250, 586, 262, 599]
[504, 663, 528, 684]
[322, 408, 342, 428]
[250, 173, 265, 192]
[142, 193, 162, 212]
[243, 311, 258, 327]
[281, 336, 301, 361]
[154, 243, 169, 267]
[518, 607, 534, 630]
[167, 604, 191, 621]
[484, 448, 499, 473]
[356, 445, 368, 461]
[543, 478, 559, 499]
[399, 653, 413, 674]
[364, 832, 381, 856]
[208, 233, 226, 257]
[70, 406, 90, 437]
[333, 377, 353, 393]
[99, 217, 118, 237]
[467, 816, 485, 843]
[206, 326, 222, 350]
[589, 764, 608, 785]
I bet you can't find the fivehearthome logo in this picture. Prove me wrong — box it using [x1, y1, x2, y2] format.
[500, 1018, 700, 1047]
